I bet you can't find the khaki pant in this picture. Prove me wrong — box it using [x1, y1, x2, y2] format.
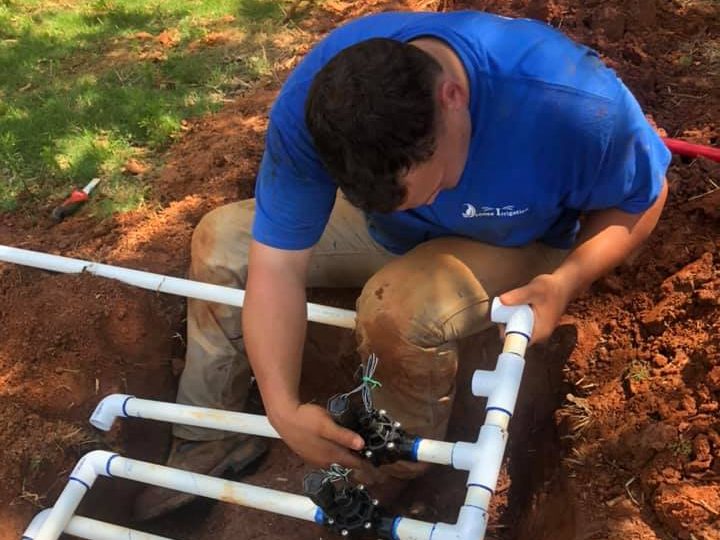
[175, 195, 567, 476]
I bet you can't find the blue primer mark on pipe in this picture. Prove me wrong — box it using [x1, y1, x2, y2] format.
[411, 437, 421, 461]
[69, 476, 91, 490]
[468, 483, 495, 495]
[429, 523, 437, 539]
[121, 396, 133, 418]
[485, 406, 513, 417]
[391, 517, 401, 540]
[505, 330, 531, 341]
[21, 536, 33, 540]
[314, 507, 325, 524]
[105, 454, 120, 477]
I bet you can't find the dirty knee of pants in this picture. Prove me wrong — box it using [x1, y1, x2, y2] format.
[176, 201, 255, 440]
[354, 242, 494, 479]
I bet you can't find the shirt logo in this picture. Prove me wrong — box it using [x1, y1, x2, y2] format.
[461, 204, 530, 218]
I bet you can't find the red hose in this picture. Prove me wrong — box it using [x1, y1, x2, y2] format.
[663, 137, 720, 163]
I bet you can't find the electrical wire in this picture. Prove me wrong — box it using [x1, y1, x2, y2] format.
[341, 353, 381, 412]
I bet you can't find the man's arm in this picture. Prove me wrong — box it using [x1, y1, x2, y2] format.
[500, 180, 668, 342]
[243, 239, 365, 468]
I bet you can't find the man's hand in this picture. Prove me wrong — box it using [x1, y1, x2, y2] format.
[499, 273, 573, 344]
[270, 403, 368, 470]
[500, 181, 668, 344]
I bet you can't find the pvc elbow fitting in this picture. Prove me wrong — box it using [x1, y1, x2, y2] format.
[490, 298, 534, 340]
[26, 451, 116, 540]
[90, 394, 134, 431]
[430, 521, 462, 539]
[71, 450, 117, 485]
[429, 506, 487, 540]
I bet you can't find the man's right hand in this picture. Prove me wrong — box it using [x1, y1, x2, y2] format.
[270, 402, 368, 470]
[244, 240, 374, 474]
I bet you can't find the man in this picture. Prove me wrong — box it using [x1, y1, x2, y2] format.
[136, 10, 670, 519]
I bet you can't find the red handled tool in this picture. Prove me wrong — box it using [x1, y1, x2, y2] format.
[51, 178, 101, 223]
[663, 138, 720, 163]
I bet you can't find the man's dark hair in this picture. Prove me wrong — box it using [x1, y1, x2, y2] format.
[305, 38, 443, 213]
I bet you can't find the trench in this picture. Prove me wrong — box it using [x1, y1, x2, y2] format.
[451, 325, 579, 540]
[72, 318, 579, 540]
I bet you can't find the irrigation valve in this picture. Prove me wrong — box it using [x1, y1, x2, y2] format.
[303, 466, 393, 538]
[305, 357, 418, 537]
[328, 393, 415, 466]
[327, 355, 417, 466]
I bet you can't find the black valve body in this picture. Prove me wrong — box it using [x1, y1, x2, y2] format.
[327, 394, 416, 466]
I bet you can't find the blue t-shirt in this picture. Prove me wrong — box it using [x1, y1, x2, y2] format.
[252, 11, 670, 254]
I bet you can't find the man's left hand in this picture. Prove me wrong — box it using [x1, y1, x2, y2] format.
[498, 273, 573, 344]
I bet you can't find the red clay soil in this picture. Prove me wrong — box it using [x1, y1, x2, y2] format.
[1, 1, 718, 539]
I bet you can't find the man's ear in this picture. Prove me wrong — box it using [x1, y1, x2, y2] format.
[437, 79, 467, 111]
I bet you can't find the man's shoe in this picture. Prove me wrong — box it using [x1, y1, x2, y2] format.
[132, 434, 268, 521]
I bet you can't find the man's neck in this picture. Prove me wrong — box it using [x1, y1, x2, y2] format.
[409, 37, 470, 99]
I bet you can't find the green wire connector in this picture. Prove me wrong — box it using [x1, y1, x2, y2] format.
[362, 376, 382, 389]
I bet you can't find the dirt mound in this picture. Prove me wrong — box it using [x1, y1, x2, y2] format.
[543, 215, 720, 538]
[0, 269, 178, 537]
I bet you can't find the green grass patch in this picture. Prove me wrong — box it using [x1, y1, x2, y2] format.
[625, 360, 650, 383]
[0, 0, 309, 215]
[669, 436, 693, 458]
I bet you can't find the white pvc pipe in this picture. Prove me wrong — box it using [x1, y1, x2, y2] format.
[414, 439, 454, 466]
[484, 409, 510, 431]
[90, 396, 473, 470]
[111, 455, 319, 521]
[464, 485, 492, 510]
[23, 509, 175, 540]
[0, 245, 356, 329]
[91, 394, 280, 438]
[30, 450, 320, 540]
[392, 503, 488, 540]
[391, 300, 533, 539]
[393, 517, 436, 539]
[30, 298, 536, 540]
[32, 451, 111, 540]
[32, 481, 88, 540]
[431, 505, 488, 540]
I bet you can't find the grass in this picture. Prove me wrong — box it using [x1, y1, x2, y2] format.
[626, 360, 650, 383]
[562, 393, 593, 439]
[669, 436, 693, 458]
[0, 0, 312, 215]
